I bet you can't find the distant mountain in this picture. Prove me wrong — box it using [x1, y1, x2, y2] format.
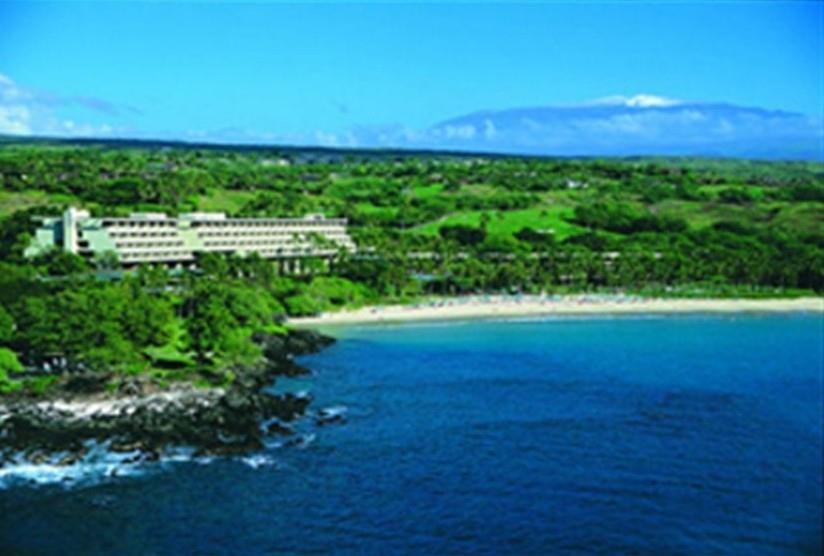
[424, 95, 823, 160]
[4, 94, 821, 161]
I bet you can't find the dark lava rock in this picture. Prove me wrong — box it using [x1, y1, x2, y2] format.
[63, 373, 113, 395]
[110, 441, 146, 453]
[117, 376, 158, 397]
[284, 329, 336, 357]
[252, 328, 336, 359]
[253, 332, 287, 360]
[266, 421, 295, 436]
[0, 328, 336, 462]
[263, 392, 313, 422]
[26, 450, 50, 465]
[57, 447, 87, 467]
[195, 438, 264, 457]
[268, 358, 312, 378]
[123, 450, 160, 464]
[315, 407, 347, 426]
[282, 434, 314, 449]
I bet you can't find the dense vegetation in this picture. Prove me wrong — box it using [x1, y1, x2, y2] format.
[1, 140, 822, 395]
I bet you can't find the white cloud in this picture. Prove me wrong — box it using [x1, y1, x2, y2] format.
[439, 124, 476, 140]
[0, 105, 32, 135]
[592, 94, 683, 108]
[313, 130, 358, 147]
[483, 118, 497, 140]
[715, 118, 735, 136]
[575, 113, 648, 135]
[0, 73, 127, 137]
[0, 74, 31, 104]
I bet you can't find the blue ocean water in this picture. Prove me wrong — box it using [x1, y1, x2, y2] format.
[1, 314, 822, 555]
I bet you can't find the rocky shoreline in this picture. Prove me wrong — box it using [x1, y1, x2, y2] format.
[0, 329, 336, 470]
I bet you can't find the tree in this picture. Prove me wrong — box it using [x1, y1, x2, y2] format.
[0, 263, 42, 306]
[226, 285, 278, 329]
[718, 187, 756, 204]
[94, 250, 120, 271]
[0, 305, 13, 344]
[12, 284, 141, 372]
[119, 280, 175, 348]
[0, 347, 23, 375]
[439, 225, 486, 246]
[479, 212, 491, 231]
[196, 252, 232, 279]
[306, 276, 367, 307]
[182, 280, 271, 366]
[515, 227, 555, 249]
[183, 281, 237, 364]
[0, 207, 48, 262]
[34, 249, 89, 276]
[0, 347, 23, 393]
[135, 264, 171, 290]
[284, 293, 325, 317]
[13, 296, 63, 364]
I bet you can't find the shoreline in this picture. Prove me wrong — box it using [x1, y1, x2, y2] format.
[288, 295, 824, 326]
[0, 329, 336, 478]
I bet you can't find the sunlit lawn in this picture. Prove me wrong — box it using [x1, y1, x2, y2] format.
[412, 206, 585, 240]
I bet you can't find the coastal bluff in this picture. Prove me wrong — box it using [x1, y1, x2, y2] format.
[0, 329, 335, 469]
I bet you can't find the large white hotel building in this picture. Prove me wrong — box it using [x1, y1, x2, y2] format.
[25, 208, 355, 268]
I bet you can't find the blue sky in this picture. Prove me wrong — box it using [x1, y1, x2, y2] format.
[0, 1, 821, 156]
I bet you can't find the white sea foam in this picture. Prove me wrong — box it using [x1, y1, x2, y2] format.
[241, 454, 276, 469]
[0, 443, 149, 489]
[1, 427, 324, 487]
[0, 440, 216, 489]
[318, 405, 348, 418]
[295, 433, 316, 449]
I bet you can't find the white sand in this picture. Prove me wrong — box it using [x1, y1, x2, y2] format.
[288, 295, 824, 326]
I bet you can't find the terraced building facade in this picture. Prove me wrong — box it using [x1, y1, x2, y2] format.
[25, 207, 355, 268]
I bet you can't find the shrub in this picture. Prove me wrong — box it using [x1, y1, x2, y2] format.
[439, 225, 486, 246]
[718, 187, 756, 204]
[284, 294, 326, 317]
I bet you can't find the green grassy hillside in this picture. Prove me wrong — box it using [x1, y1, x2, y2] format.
[2, 142, 821, 244]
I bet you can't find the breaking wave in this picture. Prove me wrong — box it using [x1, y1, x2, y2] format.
[0, 442, 151, 489]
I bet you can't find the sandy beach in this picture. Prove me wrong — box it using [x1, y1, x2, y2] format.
[288, 295, 824, 326]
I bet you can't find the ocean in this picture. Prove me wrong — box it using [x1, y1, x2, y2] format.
[1, 314, 822, 555]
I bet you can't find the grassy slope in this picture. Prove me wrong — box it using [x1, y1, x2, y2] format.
[412, 206, 585, 240]
[7, 186, 821, 243]
[653, 199, 824, 235]
[2, 147, 820, 245]
[0, 189, 255, 219]
[0, 191, 78, 218]
[195, 189, 257, 213]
